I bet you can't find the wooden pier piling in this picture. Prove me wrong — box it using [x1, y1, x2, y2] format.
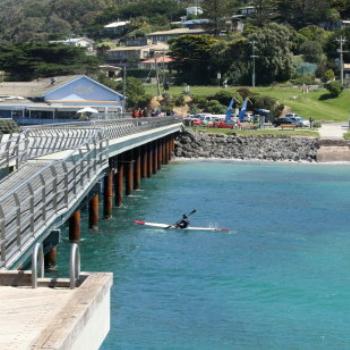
[89, 193, 99, 230]
[69, 210, 81, 243]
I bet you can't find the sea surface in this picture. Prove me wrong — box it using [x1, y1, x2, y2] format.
[55, 161, 350, 349]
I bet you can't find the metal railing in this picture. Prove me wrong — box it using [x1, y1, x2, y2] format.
[0, 133, 28, 170]
[31, 242, 44, 288]
[70, 243, 80, 289]
[19, 117, 178, 165]
[0, 130, 108, 267]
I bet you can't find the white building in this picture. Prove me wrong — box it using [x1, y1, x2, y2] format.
[49, 37, 95, 53]
[186, 6, 203, 17]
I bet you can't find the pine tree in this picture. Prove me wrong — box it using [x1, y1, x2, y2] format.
[202, 0, 239, 36]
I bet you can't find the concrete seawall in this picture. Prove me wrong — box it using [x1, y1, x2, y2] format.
[175, 131, 350, 163]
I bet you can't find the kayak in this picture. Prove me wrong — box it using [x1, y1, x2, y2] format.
[134, 220, 230, 233]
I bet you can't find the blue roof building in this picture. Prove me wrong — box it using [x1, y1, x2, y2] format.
[0, 75, 125, 125]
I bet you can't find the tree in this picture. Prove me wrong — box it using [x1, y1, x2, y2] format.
[300, 41, 324, 63]
[275, 0, 340, 28]
[169, 35, 219, 85]
[116, 77, 146, 108]
[202, 0, 238, 35]
[247, 23, 294, 84]
[250, 0, 278, 26]
[0, 43, 99, 81]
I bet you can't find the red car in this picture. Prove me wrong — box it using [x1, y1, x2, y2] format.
[192, 118, 203, 126]
[213, 121, 234, 129]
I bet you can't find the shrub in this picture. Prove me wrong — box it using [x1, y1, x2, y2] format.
[191, 96, 208, 110]
[291, 75, 316, 85]
[175, 94, 186, 107]
[325, 81, 343, 97]
[236, 87, 254, 99]
[322, 69, 335, 83]
[208, 90, 232, 105]
[205, 100, 226, 114]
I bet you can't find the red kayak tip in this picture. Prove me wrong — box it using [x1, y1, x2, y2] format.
[134, 220, 145, 225]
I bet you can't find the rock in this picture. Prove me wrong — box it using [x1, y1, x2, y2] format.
[175, 131, 319, 162]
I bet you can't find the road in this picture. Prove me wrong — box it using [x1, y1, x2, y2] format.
[318, 123, 347, 140]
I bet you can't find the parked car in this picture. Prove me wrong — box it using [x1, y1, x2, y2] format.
[274, 116, 300, 127]
[213, 120, 234, 129]
[183, 115, 202, 126]
[285, 114, 310, 127]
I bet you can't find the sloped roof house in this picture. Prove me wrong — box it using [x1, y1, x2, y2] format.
[0, 75, 125, 124]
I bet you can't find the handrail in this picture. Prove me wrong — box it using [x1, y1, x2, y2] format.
[69, 243, 80, 289]
[0, 129, 102, 203]
[31, 242, 44, 288]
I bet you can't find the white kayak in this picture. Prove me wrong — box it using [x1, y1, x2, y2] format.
[134, 220, 230, 233]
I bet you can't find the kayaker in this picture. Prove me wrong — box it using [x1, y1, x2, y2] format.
[175, 214, 190, 229]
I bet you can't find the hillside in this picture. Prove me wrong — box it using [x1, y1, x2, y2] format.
[0, 0, 113, 42]
[144, 85, 350, 122]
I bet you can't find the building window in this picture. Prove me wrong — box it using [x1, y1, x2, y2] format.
[11, 110, 24, 118]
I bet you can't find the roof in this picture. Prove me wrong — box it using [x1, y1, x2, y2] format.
[183, 19, 210, 25]
[50, 37, 94, 44]
[0, 75, 125, 101]
[104, 21, 130, 29]
[0, 100, 122, 110]
[147, 28, 206, 36]
[108, 42, 169, 52]
[0, 76, 80, 98]
[141, 56, 174, 64]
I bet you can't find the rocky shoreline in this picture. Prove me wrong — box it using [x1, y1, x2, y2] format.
[174, 131, 320, 162]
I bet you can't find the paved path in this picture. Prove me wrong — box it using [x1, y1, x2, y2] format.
[0, 272, 112, 350]
[319, 123, 347, 140]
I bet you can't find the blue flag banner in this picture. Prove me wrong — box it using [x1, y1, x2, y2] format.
[225, 98, 234, 122]
[239, 98, 248, 121]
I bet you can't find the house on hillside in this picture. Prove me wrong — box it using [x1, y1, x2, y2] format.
[343, 63, 350, 82]
[186, 6, 203, 17]
[147, 28, 207, 44]
[103, 21, 130, 36]
[49, 37, 95, 54]
[106, 42, 169, 65]
[0, 75, 125, 124]
[182, 19, 210, 29]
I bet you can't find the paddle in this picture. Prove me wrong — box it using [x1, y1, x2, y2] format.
[165, 209, 197, 229]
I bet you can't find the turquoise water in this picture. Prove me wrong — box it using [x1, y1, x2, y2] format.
[56, 161, 350, 349]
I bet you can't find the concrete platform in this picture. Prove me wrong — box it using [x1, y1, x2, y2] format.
[0, 271, 113, 350]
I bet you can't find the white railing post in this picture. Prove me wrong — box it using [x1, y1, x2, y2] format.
[70, 243, 80, 289]
[31, 242, 44, 288]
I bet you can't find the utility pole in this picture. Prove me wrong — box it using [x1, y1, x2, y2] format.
[154, 56, 161, 96]
[337, 36, 347, 86]
[123, 64, 127, 113]
[249, 41, 258, 87]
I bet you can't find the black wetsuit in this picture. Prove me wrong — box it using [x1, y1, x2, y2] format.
[176, 216, 189, 229]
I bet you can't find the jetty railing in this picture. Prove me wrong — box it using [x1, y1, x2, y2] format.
[20, 117, 177, 165]
[0, 133, 27, 170]
[0, 130, 108, 268]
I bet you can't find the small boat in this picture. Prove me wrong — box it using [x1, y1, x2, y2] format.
[134, 220, 230, 233]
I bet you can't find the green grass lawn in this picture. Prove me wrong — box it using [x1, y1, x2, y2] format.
[188, 126, 319, 138]
[343, 131, 350, 140]
[144, 84, 350, 122]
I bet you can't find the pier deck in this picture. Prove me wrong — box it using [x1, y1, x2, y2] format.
[0, 272, 113, 350]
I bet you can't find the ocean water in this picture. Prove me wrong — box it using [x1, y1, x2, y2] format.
[55, 161, 350, 349]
